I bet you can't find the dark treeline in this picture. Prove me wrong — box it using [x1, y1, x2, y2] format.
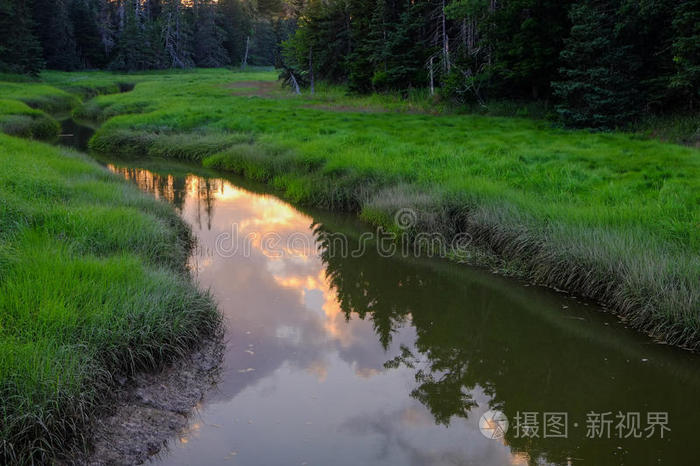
[1, 0, 697, 129]
[281, 0, 699, 128]
[0, 0, 291, 74]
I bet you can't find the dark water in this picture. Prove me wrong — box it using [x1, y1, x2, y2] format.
[58, 117, 94, 151]
[91, 156, 700, 466]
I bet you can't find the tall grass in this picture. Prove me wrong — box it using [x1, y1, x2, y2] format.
[0, 99, 59, 140]
[32, 70, 700, 348]
[0, 134, 221, 463]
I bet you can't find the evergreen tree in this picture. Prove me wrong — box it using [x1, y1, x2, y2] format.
[247, 20, 277, 66]
[109, 0, 165, 71]
[488, 0, 573, 99]
[33, 0, 80, 70]
[553, 1, 640, 129]
[670, 0, 700, 110]
[346, 0, 383, 92]
[193, 0, 229, 67]
[0, 0, 44, 74]
[70, 0, 108, 68]
[376, 1, 427, 90]
[218, 0, 252, 65]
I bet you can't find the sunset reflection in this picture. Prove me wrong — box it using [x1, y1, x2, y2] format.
[107, 166, 364, 352]
[106, 162, 699, 466]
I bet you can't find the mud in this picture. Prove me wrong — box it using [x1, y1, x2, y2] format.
[77, 339, 224, 465]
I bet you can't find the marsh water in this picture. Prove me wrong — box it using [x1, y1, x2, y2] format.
[63, 122, 700, 465]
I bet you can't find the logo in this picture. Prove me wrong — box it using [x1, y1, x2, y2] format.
[479, 410, 509, 440]
[394, 208, 417, 230]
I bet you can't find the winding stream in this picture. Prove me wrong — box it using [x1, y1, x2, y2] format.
[62, 121, 700, 465]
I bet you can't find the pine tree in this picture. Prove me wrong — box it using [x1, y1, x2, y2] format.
[488, 0, 573, 99]
[553, 1, 640, 129]
[193, 0, 230, 67]
[70, 0, 108, 68]
[378, 1, 427, 90]
[218, 0, 252, 65]
[0, 0, 44, 74]
[33, 0, 80, 70]
[110, 0, 165, 71]
[670, 0, 700, 110]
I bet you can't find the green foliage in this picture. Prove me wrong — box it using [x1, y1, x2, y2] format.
[553, 1, 641, 129]
[37, 69, 697, 349]
[0, 134, 220, 463]
[488, 0, 573, 99]
[1, 0, 270, 74]
[282, 0, 698, 129]
[0, 0, 44, 74]
[0, 99, 59, 140]
[193, 1, 230, 67]
[33, 0, 80, 70]
[109, 2, 166, 71]
[70, 0, 108, 69]
[670, 0, 700, 109]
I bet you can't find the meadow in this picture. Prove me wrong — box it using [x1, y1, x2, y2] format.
[0, 67, 698, 459]
[0, 106, 220, 460]
[52, 69, 697, 349]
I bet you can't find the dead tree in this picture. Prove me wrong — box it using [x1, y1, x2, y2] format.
[242, 36, 250, 68]
[309, 47, 315, 95]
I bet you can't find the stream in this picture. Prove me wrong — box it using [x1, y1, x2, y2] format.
[60, 120, 700, 465]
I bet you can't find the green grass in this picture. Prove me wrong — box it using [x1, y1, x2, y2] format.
[0, 71, 141, 142]
[0, 82, 79, 113]
[0, 99, 59, 140]
[0, 134, 221, 463]
[42, 68, 697, 349]
[635, 113, 700, 147]
[0, 67, 697, 458]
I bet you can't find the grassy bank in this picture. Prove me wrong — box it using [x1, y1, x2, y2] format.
[0, 130, 220, 463]
[6, 70, 698, 351]
[0, 71, 145, 143]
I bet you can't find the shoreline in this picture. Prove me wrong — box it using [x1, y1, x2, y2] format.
[77, 338, 224, 465]
[61, 70, 698, 351]
[0, 129, 223, 463]
[90, 126, 698, 350]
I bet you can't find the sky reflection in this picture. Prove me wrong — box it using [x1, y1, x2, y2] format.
[105, 162, 700, 466]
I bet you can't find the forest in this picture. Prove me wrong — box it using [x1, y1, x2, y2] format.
[0, 0, 289, 73]
[1, 0, 698, 130]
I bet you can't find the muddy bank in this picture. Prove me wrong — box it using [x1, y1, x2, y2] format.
[76, 339, 224, 465]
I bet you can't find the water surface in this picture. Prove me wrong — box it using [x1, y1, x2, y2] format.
[102, 158, 699, 466]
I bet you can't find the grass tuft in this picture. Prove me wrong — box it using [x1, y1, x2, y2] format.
[0, 134, 221, 463]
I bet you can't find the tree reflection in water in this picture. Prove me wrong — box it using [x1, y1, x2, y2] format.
[105, 162, 700, 466]
[315, 222, 700, 466]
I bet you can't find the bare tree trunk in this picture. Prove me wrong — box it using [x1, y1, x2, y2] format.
[118, 1, 125, 30]
[429, 56, 434, 96]
[309, 47, 315, 95]
[242, 36, 250, 69]
[442, 0, 450, 72]
[467, 17, 476, 55]
[289, 72, 301, 95]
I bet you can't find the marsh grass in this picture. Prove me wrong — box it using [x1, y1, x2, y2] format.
[0, 135, 221, 463]
[0, 71, 141, 142]
[0, 68, 697, 460]
[53, 69, 698, 349]
[0, 99, 59, 140]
